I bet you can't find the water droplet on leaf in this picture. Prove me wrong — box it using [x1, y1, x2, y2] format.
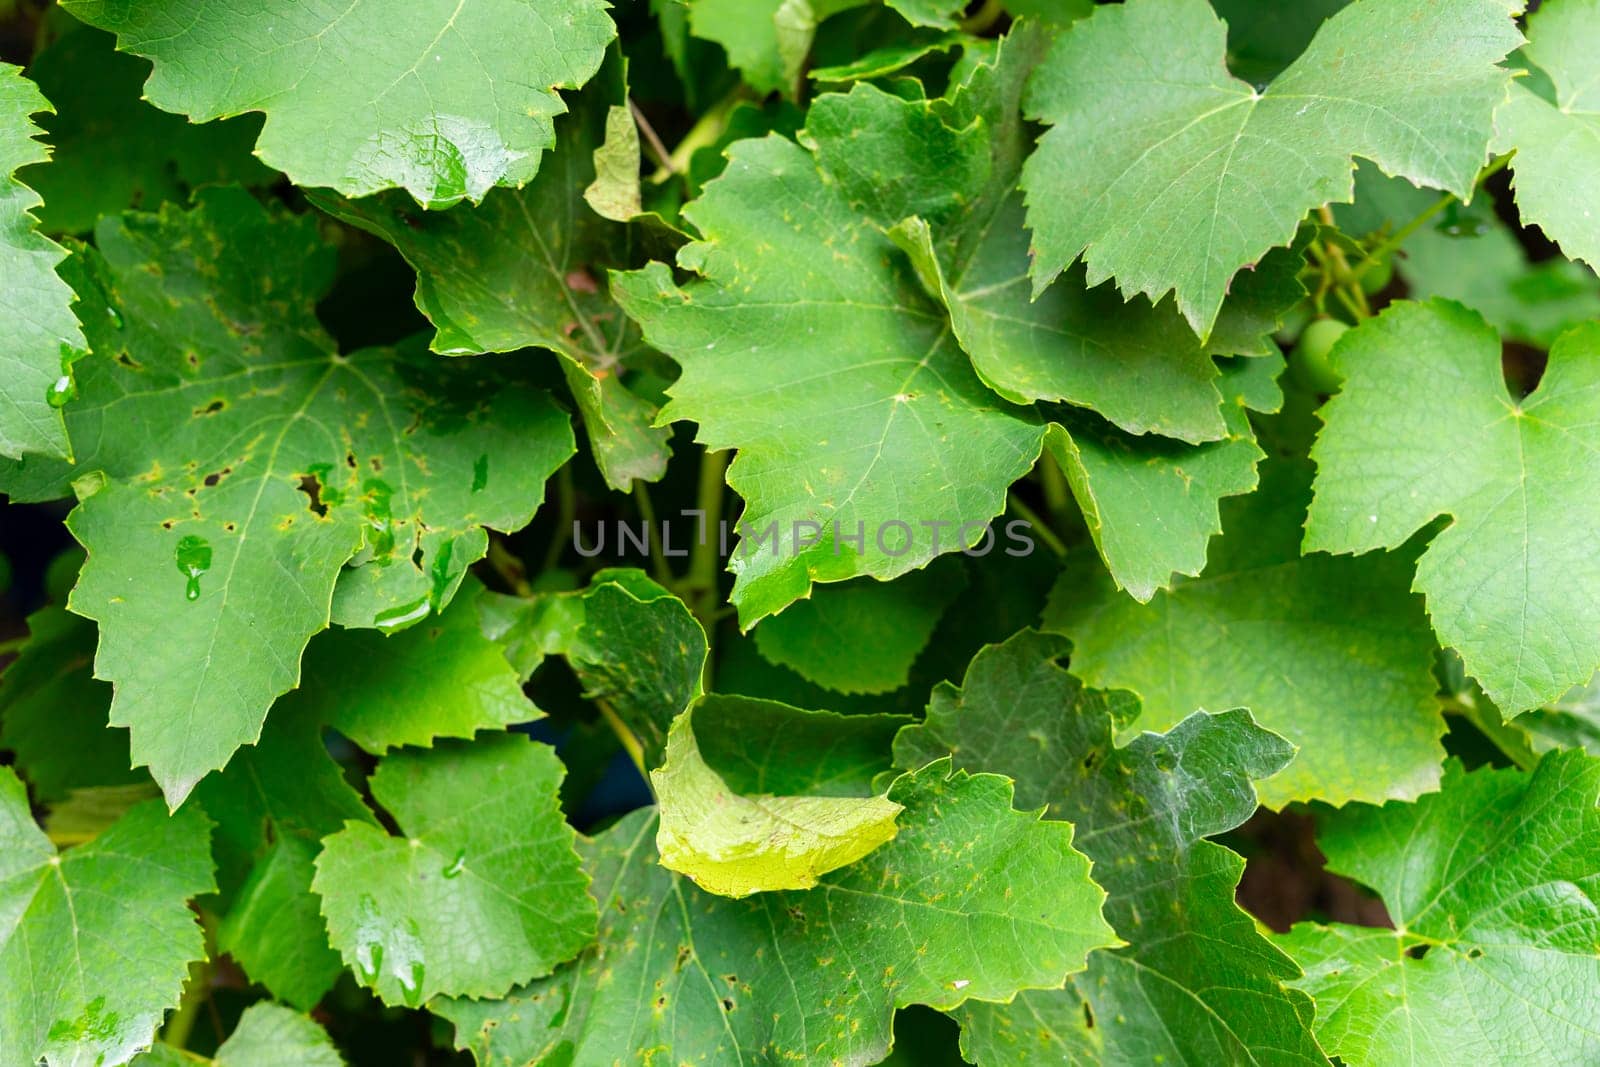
[442, 850, 466, 878]
[174, 535, 212, 602]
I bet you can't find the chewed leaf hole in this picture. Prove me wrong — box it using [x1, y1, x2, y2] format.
[1405, 944, 1430, 960]
[298, 472, 329, 517]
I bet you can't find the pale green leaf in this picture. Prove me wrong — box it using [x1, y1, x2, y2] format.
[1048, 451, 1445, 807]
[59, 0, 616, 206]
[0, 767, 214, 1067]
[0, 62, 83, 461]
[3, 187, 573, 805]
[653, 696, 903, 896]
[894, 631, 1325, 1066]
[687, 0, 867, 96]
[1307, 300, 1600, 712]
[313, 734, 596, 1006]
[1022, 0, 1521, 336]
[1494, 0, 1600, 273]
[438, 760, 1118, 1065]
[1278, 753, 1600, 1066]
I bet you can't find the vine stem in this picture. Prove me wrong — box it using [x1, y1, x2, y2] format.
[1007, 493, 1067, 559]
[1348, 153, 1513, 282]
[651, 88, 745, 184]
[684, 449, 730, 679]
[597, 698, 652, 793]
[539, 463, 575, 576]
[628, 99, 676, 176]
[1038, 448, 1072, 531]
[1316, 206, 1371, 319]
[0, 634, 27, 658]
[958, 0, 1005, 34]
[633, 480, 673, 586]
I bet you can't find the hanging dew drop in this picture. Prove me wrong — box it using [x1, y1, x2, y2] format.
[45, 375, 76, 408]
[400, 962, 426, 1007]
[173, 535, 212, 602]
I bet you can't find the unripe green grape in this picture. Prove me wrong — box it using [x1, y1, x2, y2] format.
[1292, 318, 1349, 394]
[1359, 256, 1394, 295]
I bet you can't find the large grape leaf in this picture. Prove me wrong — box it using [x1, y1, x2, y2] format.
[894, 631, 1326, 1066]
[59, 0, 616, 206]
[21, 24, 272, 235]
[0, 62, 84, 461]
[620, 30, 1297, 621]
[1494, 0, 1600, 273]
[804, 29, 1245, 441]
[0, 767, 215, 1067]
[1048, 449, 1445, 808]
[2, 187, 573, 806]
[438, 760, 1119, 1066]
[1278, 752, 1600, 1065]
[614, 131, 1043, 624]
[1021, 0, 1521, 337]
[1307, 300, 1600, 713]
[311, 65, 672, 492]
[652, 695, 904, 896]
[133, 1003, 344, 1067]
[0, 605, 141, 802]
[313, 734, 597, 1007]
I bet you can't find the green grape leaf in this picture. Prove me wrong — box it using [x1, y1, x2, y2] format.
[500, 569, 707, 768]
[134, 1002, 344, 1067]
[21, 25, 272, 235]
[1048, 354, 1276, 603]
[894, 631, 1325, 1066]
[614, 134, 1042, 625]
[1048, 451, 1445, 808]
[6, 187, 572, 806]
[293, 580, 537, 755]
[1278, 752, 1600, 1065]
[313, 734, 596, 1006]
[310, 64, 671, 492]
[218, 837, 344, 1012]
[59, 0, 616, 206]
[438, 760, 1119, 1065]
[1494, 0, 1600, 273]
[192, 691, 373, 1010]
[0, 767, 215, 1067]
[1022, 0, 1521, 336]
[805, 30, 1270, 441]
[0, 62, 84, 462]
[0, 605, 141, 802]
[1307, 300, 1600, 713]
[752, 561, 964, 694]
[653, 696, 904, 896]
